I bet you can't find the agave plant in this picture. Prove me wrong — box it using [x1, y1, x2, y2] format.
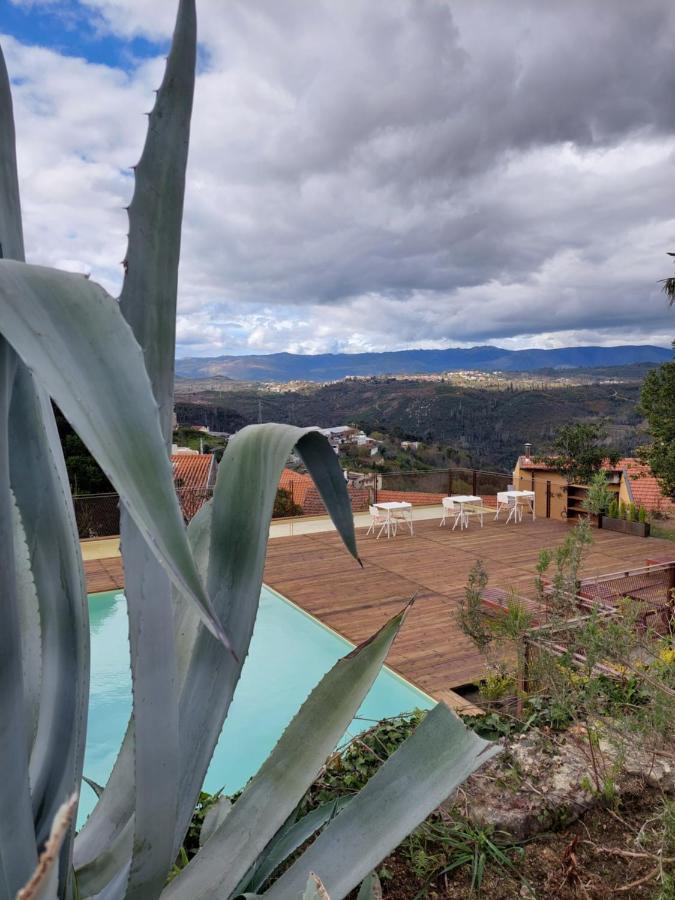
[0, 3, 498, 898]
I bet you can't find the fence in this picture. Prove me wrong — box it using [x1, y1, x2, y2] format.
[74, 466, 513, 537]
[74, 487, 215, 538]
[363, 467, 511, 505]
[515, 561, 675, 707]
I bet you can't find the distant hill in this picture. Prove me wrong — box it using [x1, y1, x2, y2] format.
[174, 376, 647, 471]
[175, 345, 671, 382]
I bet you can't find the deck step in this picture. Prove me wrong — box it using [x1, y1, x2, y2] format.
[435, 690, 483, 717]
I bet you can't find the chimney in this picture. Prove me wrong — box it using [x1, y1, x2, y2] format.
[524, 442, 532, 459]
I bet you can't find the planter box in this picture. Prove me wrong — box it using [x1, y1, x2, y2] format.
[598, 514, 650, 538]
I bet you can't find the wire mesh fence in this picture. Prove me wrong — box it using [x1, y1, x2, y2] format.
[73, 466, 513, 537]
[370, 467, 511, 505]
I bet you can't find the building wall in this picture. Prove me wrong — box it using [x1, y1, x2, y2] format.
[512, 465, 569, 520]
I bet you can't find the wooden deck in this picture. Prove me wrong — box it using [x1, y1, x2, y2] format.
[262, 517, 674, 697]
[85, 516, 674, 701]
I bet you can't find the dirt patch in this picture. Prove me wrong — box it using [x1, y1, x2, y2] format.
[365, 782, 671, 898]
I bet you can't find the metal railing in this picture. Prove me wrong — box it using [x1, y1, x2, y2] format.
[74, 466, 513, 537]
[359, 467, 511, 505]
[74, 487, 215, 538]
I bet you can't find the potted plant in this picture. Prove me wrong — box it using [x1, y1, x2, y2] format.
[582, 470, 613, 526]
[599, 496, 651, 537]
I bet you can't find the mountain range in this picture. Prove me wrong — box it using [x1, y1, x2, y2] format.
[175, 344, 672, 382]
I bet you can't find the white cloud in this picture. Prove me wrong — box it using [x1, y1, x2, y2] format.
[3, 0, 675, 356]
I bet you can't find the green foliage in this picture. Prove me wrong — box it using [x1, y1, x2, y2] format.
[456, 560, 493, 652]
[638, 505, 647, 523]
[478, 666, 515, 703]
[299, 712, 426, 816]
[582, 470, 613, 515]
[55, 407, 113, 495]
[639, 359, 675, 501]
[168, 791, 224, 881]
[273, 486, 303, 518]
[607, 497, 619, 519]
[538, 421, 619, 484]
[404, 815, 525, 896]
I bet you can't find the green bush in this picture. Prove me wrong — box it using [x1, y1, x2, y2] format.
[638, 505, 648, 523]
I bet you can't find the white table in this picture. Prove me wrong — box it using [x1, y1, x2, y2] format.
[373, 501, 414, 538]
[445, 495, 481, 530]
[495, 490, 535, 523]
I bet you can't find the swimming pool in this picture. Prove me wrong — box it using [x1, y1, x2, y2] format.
[81, 585, 435, 823]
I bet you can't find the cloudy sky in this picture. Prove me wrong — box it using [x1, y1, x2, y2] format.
[2, 0, 674, 357]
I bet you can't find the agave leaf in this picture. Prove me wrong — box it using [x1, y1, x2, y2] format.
[265, 704, 501, 899]
[163, 607, 406, 900]
[170, 424, 359, 858]
[0, 259, 228, 647]
[243, 798, 351, 894]
[76, 425, 357, 891]
[16, 794, 78, 900]
[82, 777, 105, 800]
[1, 44, 89, 893]
[0, 44, 24, 262]
[356, 873, 382, 900]
[117, 5, 196, 888]
[12, 382, 91, 860]
[119, 0, 196, 442]
[73, 504, 211, 886]
[199, 797, 232, 848]
[0, 345, 37, 895]
[302, 874, 330, 900]
[0, 46, 36, 894]
[11, 489, 42, 748]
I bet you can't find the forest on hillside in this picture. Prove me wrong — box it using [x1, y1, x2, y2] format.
[175, 377, 644, 472]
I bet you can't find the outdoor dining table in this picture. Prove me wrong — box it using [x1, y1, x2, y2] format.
[373, 500, 414, 538]
[447, 495, 481, 530]
[495, 489, 536, 523]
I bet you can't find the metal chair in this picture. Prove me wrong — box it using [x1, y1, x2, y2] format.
[440, 497, 465, 530]
[366, 505, 395, 539]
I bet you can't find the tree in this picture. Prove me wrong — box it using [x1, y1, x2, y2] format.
[273, 486, 303, 518]
[638, 359, 675, 500]
[661, 251, 675, 305]
[539, 421, 619, 484]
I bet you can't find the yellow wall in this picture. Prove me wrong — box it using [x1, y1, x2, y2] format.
[512, 462, 622, 521]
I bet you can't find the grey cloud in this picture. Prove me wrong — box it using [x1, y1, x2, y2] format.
[4, 0, 675, 352]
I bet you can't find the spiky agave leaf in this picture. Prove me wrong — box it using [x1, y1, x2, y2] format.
[264, 704, 501, 899]
[162, 606, 406, 900]
[0, 343, 37, 895]
[115, 1, 196, 894]
[75, 424, 360, 896]
[0, 260, 227, 648]
[1, 42, 87, 900]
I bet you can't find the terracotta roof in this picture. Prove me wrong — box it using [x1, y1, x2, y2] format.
[171, 454, 215, 491]
[277, 468, 370, 515]
[278, 468, 314, 508]
[618, 458, 674, 515]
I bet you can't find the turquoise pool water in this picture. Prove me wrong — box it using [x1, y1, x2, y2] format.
[81, 586, 435, 823]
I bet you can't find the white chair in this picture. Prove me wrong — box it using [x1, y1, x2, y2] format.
[391, 505, 412, 534]
[495, 492, 519, 523]
[462, 503, 487, 528]
[439, 497, 464, 530]
[366, 505, 395, 539]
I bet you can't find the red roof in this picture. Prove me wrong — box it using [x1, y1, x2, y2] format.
[171, 454, 215, 491]
[618, 458, 674, 514]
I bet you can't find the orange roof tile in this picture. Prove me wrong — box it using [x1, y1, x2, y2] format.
[618, 458, 674, 515]
[171, 454, 215, 491]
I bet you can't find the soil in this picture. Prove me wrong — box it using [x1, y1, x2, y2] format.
[360, 782, 673, 899]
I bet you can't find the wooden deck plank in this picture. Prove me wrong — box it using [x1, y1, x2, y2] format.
[84, 515, 674, 702]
